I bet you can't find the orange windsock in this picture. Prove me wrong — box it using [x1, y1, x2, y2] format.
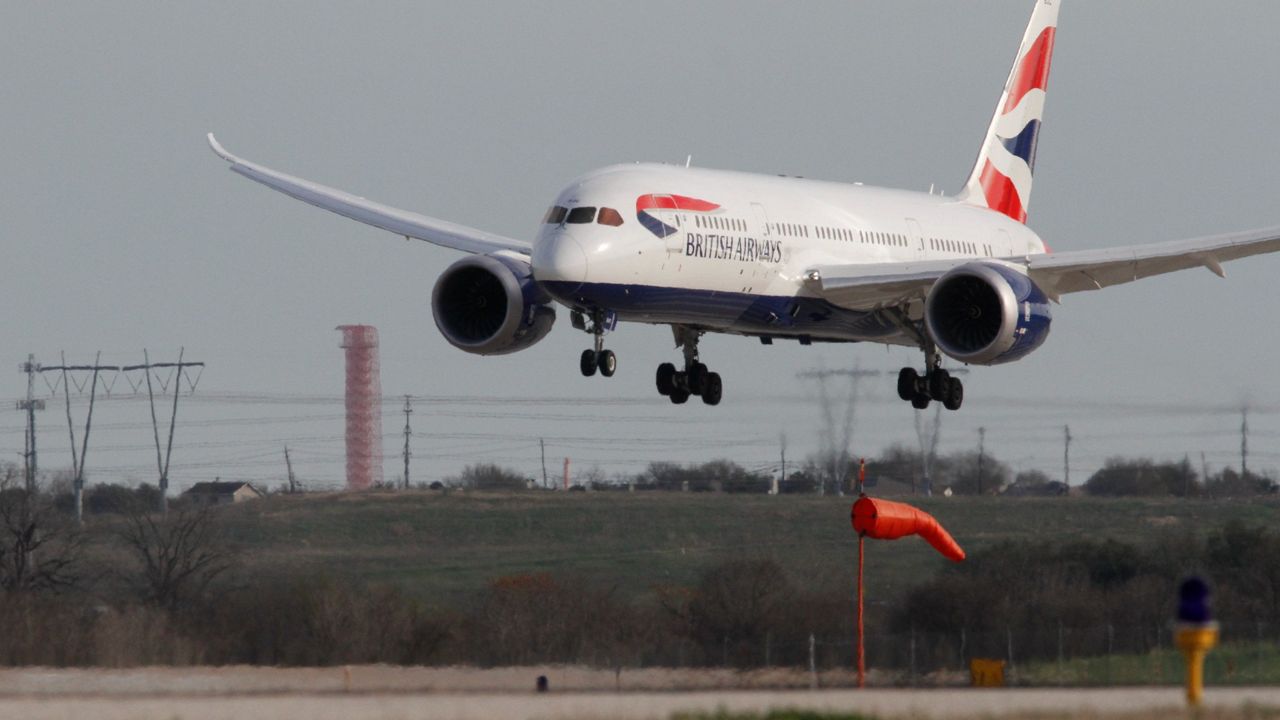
[851, 496, 965, 562]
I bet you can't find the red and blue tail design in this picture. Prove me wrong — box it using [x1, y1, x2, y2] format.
[636, 194, 721, 238]
[958, 0, 1059, 224]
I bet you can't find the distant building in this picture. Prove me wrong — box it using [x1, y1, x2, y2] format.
[184, 481, 265, 507]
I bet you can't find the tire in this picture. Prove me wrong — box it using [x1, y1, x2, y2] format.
[943, 378, 964, 411]
[911, 393, 931, 410]
[579, 349, 597, 377]
[897, 368, 919, 401]
[701, 372, 723, 406]
[598, 349, 617, 377]
[669, 389, 690, 405]
[928, 369, 951, 400]
[655, 363, 676, 396]
[689, 363, 709, 395]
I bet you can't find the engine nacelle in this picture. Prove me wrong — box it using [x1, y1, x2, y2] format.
[924, 262, 1051, 366]
[431, 254, 555, 355]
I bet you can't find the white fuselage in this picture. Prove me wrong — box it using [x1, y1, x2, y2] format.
[531, 163, 1047, 343]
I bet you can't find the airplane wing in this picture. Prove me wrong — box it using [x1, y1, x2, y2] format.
[806, 225, 1280, 310]
[207, 134, 531, 256]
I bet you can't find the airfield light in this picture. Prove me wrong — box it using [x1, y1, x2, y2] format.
[1174, 576, 1218, 707]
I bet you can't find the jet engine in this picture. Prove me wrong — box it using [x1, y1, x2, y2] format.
[924, 262, 1051, 366]
[431, 254, 555, 355]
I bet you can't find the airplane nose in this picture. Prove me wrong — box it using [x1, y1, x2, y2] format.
[532, 230, 589, 293]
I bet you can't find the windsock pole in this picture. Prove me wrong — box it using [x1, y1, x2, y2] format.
[857, 532, 866, 688]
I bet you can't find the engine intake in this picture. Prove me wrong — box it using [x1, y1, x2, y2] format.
[924, 262, 1051, 365]
[432, 254, 555, 355]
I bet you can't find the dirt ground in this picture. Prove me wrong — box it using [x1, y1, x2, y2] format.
[0, 667, 1278, 720]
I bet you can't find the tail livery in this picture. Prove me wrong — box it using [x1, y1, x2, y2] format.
[958, 0, 1059, 224]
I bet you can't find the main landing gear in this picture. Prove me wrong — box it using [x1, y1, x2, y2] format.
[577, 310, 617, 378]
[655, 327, 722, 406]
[897, 350, 964, 411]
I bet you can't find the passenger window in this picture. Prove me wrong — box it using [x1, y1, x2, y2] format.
[597, 207, 624, 227]
[566, 206, 596, 224]
[544, 206, 568, 224]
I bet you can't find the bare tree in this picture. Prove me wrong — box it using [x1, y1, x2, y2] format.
[118, 505, 234, 610]
[0, 466, 84, 593]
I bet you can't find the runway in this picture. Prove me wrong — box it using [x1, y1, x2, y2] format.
[2, 686, 1279, 720]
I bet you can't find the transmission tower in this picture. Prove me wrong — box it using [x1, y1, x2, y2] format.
[43, 352, 119, 524]
[977, 427, 986, 496]
[402, 395, 413, 489]
[122, 348, 205, 514]
[1241, 406, 1249, 477]
[797, 367, 876, 496]
[1063, 425, 1072, 490]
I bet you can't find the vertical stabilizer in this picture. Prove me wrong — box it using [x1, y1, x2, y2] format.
[957, 0, 1060, 224]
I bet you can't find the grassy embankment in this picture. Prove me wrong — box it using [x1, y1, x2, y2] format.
[131, 490, 1280, 607]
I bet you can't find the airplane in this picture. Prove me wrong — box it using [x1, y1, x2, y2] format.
[210, 0, 1280, 411]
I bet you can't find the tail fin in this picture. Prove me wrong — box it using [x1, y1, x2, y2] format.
[957, 0, 1060, 224]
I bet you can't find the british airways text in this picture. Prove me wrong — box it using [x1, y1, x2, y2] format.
[684, 233, 783, 263]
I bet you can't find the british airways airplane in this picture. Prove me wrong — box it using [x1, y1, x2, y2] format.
[210, 1, 1279, 411]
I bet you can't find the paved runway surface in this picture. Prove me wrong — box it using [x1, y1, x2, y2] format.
[2, 687, 1279, 720]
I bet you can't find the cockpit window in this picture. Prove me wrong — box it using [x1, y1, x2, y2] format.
[566, 206, 597, 224]
[544, 206, 568, 224]
[597, 207, 624, 227]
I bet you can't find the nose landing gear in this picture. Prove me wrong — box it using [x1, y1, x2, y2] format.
[655, 327, 722, 406]
[576, 309, 617, 378]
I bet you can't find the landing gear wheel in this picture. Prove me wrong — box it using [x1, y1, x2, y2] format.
[688, 363, 709, 395]
[655, 363, 676, 396]
[928, 369, 952, 400]
[701, 372, 723, 406]
[897, 368, 919, 401]
[943, 378, 964, 411]
[911, 394, 931, 410]
[669, 389, 690, 404]
[597, 349, 617, 377]
[579, 349, 597, 377]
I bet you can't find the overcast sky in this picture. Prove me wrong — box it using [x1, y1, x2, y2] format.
[3, 1, 1279, 491]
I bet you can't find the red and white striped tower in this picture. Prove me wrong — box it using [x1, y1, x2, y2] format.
[337, 325, 382, 490]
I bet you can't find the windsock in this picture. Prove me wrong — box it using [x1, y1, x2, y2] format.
[851, 496, 965, 562]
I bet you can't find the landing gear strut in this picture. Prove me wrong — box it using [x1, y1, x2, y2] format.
[655, 327, 723, 406]
[576, 309, 617, 378]
[897, 348, 963, 411]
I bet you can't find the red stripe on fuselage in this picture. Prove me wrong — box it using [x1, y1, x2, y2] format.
[1003, 27, 1056, 113]
[979, 160, 1027, 224]
[635, 194, 720, 213]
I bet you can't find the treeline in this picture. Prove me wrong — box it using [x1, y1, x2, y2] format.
[441, 453, 1276, 498]
[891, 520, 1280, 670]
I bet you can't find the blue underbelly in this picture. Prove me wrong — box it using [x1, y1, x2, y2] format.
[540, 280, 900, 341]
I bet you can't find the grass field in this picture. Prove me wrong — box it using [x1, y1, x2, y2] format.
[138, 490, 1280, 606]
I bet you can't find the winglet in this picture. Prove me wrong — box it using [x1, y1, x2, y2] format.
[207, 133, 236, 163]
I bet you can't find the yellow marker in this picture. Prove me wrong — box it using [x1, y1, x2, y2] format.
[1175, 622, 1218, 706]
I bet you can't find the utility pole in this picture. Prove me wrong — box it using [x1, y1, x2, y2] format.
[1063, 425, 1072, 491]
[778, 433, 787, 496]
[1241, 406, 1249, 477]
[284, 445, 296, 494]
[17, 355, 45, 496]
[540, 438, 548, 489]
[124, 348, 204, 515]
[402, 395, 413, 489]
[977, 427, 986, 496]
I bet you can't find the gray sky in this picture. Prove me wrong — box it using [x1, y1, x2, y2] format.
[3, 1, 1279, 490]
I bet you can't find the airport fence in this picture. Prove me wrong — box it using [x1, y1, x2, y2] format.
[597, 621, 1280, 686]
